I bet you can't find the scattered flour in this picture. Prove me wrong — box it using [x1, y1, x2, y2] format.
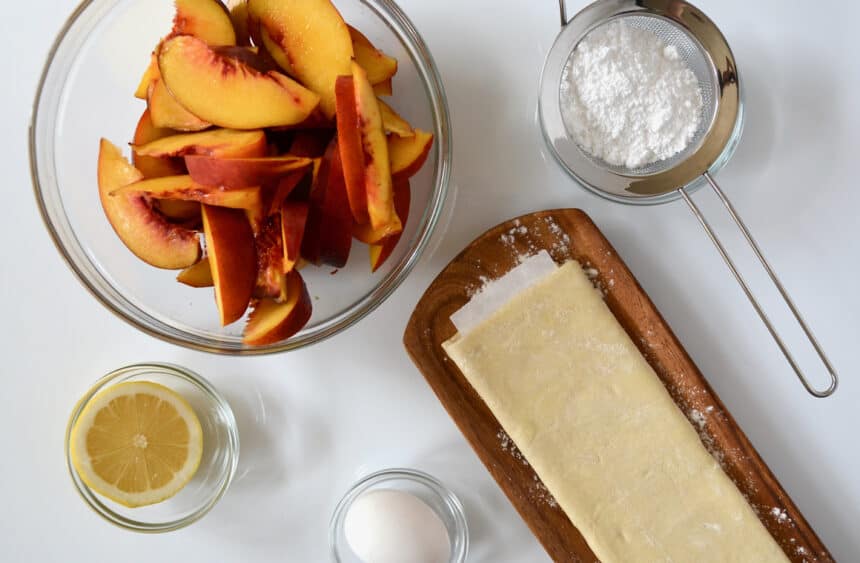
[497, 430, 529, 466]
[498, 430, 558, 508]
[560, 20, 703, 168]
[770, 507, 790, 525]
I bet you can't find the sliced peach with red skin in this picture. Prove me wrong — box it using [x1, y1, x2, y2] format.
[373, 78, 392, 97]
[147, 78, 211, 131]
[378, 99, 414, 138]
[369, 180, 411, 272]
[202, 204, 256, 325]
[353, 177, 411, 245]
[177, 257, 214, 287]
[172, 0, 236, 46]
[132, 109, 187, 179]
[140, 53, 211, 131]
[134, 129, 267, 159]
[352, 62, 399, 233]
[389, 128, 434, 180]
[302, 139, 352, 267]
[243, 270, 312, 345]
[334, 75, 368, 224]
[317, 140, 353, 268]
[257, 26, 295, 77]
[185, 155, 311, 188]
[112, 175, 264, 216]
[135, 54, 159, 100]
[348, 26, 397, 86]
[253, 214, 286, 300]
[300, 161, 323, 265]
[281, 201, 309, 273]
[158, 35, 319, 129]
[248, 0, 353, 119]
[98, 139, 200, 269]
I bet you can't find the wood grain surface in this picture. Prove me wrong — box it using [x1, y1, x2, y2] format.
[403, 209, 831, 562]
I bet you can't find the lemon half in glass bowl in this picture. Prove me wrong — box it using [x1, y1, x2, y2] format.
[31, 0, 451, 354]
[65, 363, 239, 532]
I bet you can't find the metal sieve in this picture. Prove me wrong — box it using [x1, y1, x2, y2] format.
[539, 0, 838, 397]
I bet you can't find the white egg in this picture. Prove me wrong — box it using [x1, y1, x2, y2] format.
[344, 489, 451, 563]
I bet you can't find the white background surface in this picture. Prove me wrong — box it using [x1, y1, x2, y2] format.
[2, 0, 858, 561]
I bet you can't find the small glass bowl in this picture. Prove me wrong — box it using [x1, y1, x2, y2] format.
[65, 363, 239, 533]
[330, 468, 469, 562]
[31, 0, 451, 355]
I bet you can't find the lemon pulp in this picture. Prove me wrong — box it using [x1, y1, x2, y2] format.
[70, 381, 203, 508]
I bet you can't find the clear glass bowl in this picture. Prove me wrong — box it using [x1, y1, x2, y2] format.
[330, 468, 469, 562]
[31, 0, 451, 354]
[65, 363, 240, 532]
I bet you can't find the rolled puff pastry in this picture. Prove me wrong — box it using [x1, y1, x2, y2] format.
[443, 262, 787, 562]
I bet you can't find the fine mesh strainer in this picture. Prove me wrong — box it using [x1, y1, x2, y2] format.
[539, 0, 838, 397]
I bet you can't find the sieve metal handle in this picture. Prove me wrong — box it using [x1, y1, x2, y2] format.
[679, 173, 839, 398]
[558, 0, 570, 27]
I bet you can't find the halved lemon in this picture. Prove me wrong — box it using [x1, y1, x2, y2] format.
[69, 381, 203, 508]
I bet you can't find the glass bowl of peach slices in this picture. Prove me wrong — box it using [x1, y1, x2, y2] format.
[31, 0, 450, 353]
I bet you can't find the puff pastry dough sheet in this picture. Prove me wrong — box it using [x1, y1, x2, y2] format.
[443, 262, 787, 562]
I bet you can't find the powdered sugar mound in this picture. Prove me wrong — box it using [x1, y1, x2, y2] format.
[560, 20, 703, 169]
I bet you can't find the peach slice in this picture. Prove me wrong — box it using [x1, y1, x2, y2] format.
[378, 99, 415, 138]
[202, 204, 256, 325]
[158, 35, 319, 129]
[317, 141, 353, 268]
[172, 0, 236, 46]
[185, 155, 311, 188]
[112, 175, 263, 214]
[348, 26, 397, 86]
[369, 180, 411, 272]
[389, 128, 434, 180]
[373, 78, 393, 97]
[248, 0, 353, 118]
[177, 257, 214, 287]
[139, 52, 214, 131]
[147, 78, 212, 131]
[243, 270, 312, 345]
[134, 129, 267, 159]
[302, 139, 352, 267]
[156, 199, 202, 223]
[132, 109, 187, 179]
[98, 139, 200, 269]
[353, 177, 411, 245]
[258, 26, 295, 76]
[134, 55, 159, 100]
[352, 62, 399, 233]
[334, 75, 368, 224]
[254, 215, 287, 300]
[280, 201, 309, 273]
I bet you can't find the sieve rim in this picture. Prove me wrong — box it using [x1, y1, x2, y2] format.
[539, 0, 744, 205]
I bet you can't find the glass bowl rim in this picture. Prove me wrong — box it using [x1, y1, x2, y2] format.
[64, 362, 240, 533]
[30, 0, 452, 355]
[329, 467, 469, 562]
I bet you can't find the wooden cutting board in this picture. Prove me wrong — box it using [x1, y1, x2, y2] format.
[403, 209, 831, 562]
